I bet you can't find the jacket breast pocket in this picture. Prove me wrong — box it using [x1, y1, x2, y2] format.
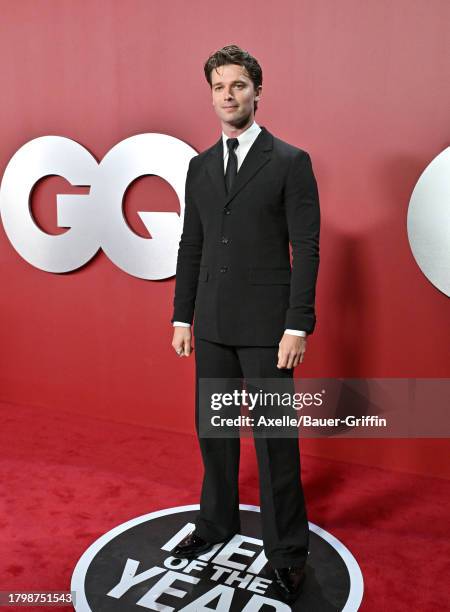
[249, 267, 291, 284]
[198, 266, 209, 282]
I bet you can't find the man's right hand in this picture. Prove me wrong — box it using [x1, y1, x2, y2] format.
[172, 326, 193, 357]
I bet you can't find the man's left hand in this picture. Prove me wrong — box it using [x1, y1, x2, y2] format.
[277, 334, 307, 369]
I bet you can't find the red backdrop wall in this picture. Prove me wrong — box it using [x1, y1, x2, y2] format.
[0, 0, 448, 477]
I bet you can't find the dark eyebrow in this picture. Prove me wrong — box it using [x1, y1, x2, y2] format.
[212, 80, 247, 87]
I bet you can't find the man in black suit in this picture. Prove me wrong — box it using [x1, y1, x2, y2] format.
[170, 44, 320, 603]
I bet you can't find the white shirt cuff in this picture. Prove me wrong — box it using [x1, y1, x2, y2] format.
[173, 321, 191, 327]
[284, 329, 307, 337]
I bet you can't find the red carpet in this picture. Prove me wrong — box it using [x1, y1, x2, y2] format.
[0, 401, 448, 611]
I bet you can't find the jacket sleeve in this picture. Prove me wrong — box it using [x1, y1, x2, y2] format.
[283, 150, 320, 334]
[171, 158, 203, 325]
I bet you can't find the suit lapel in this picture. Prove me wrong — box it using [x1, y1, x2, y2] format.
[205, 137, 227, 201]
[205, 125, 273, 206]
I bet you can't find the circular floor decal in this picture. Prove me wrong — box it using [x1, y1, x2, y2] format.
[71, 504, 363, 611]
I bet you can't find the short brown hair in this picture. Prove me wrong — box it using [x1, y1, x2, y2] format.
[204, 44, 263, 112]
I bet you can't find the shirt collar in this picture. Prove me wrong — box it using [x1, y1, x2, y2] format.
[222, 120, 260, 152]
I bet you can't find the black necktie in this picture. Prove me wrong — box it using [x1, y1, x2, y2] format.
[225, 138, 239, 193]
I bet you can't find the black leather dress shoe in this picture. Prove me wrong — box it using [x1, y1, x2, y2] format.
[172, 531, 213, 559]
[269, 565, 306, 603]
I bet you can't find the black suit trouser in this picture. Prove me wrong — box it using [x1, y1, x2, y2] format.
[194, 337, 310, 569]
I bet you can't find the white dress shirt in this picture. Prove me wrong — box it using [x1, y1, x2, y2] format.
[173, 120, 306, 338]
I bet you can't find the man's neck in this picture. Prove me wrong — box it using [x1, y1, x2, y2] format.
[221, 115, 255, 138]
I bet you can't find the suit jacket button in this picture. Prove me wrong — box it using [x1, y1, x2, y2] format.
[224, 208, 231, 215]
[220, 266, 228, 273]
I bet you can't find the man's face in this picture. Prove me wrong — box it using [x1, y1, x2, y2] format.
[210, 64, 261, 128]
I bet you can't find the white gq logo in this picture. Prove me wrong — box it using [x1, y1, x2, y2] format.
[2, 137, 448, 291]
[0, 135, 197, 280]
[407, 147, 450, 297]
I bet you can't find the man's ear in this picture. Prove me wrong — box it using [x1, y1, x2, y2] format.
[255, 85, 262, 101]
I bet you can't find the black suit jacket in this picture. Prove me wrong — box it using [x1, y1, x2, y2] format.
[171, 125, 320, 346]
